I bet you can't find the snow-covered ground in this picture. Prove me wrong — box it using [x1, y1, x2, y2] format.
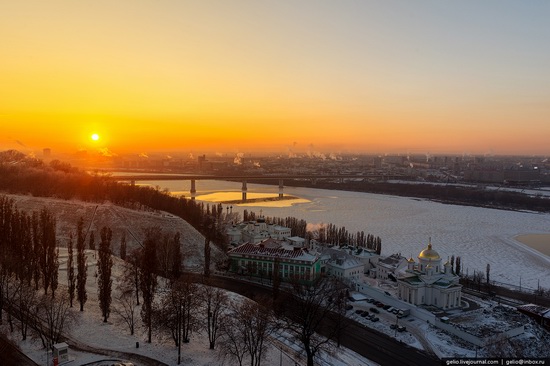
[420, 296, 550, 359]
[2, 247, 376, 366]
[5, 194, 225, 271]
[1, 194, 376, 366]
[2, 193, 548, 364]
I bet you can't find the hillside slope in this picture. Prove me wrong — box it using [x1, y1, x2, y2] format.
[5, 193, 224, 271]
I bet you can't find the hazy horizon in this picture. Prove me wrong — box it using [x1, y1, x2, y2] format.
[2, 1, 549, 156]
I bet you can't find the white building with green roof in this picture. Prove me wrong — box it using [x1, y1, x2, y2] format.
[227, 238, 321, 284]
[397, 240, 462, 310]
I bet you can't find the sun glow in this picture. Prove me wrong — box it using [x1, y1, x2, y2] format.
[91, 133, 100, 141]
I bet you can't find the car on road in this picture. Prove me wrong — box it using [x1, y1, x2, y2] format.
[370, 307, 379, 313]
[397, 326, 407, 332]
[345, 304, 353, 311]
[397, 309, 410, 318]
[356, 309, 363, 315]
[371, 317, 379, 322]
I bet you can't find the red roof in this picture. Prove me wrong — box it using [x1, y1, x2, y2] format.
[228, 240, 315, 261]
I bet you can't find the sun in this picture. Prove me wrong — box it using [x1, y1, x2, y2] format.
[91, 133, 100, 141]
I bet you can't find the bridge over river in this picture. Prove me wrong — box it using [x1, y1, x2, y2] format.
[109, 173, 407, 201]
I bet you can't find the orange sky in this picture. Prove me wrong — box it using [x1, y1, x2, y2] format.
[1, 1, 549, 157]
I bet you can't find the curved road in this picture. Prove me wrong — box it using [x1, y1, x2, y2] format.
[198, 274, 439, 366]
[2, 272, 437, 366]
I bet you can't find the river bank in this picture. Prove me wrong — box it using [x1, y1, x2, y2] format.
[515, 233, 550, 257]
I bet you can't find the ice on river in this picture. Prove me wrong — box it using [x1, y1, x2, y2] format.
[226, 185, 550, 290]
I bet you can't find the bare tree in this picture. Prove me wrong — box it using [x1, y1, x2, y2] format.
[121, 249, 141, 306]
[37, 208, 59, 296]
[97, 226, 113, 322]
[119, 232, 127, 260]
[15, 280, 39, 341]
[201, 281, 229, 349]
[177, 275, 200, 345]
[238, 297, 274, 366]
[140, 227, 159, 343]
[157, 232, 182, 280]
[218, 297, 275, 366]
[279, 278, 348, 366]
[5, 273, 18, 332]
[473, 271, 484, 291]
[76, 217, 88, 311]
[154, 275, 200, 364]
[35, 292, 73, 348]
[67, 234, 76, 307]
[88, 231, 95, 251]
[113, 288, 138, 335]
[218, 313, 248, 366]
[203, 216, 214, 278]
[204, 235, 211, 278]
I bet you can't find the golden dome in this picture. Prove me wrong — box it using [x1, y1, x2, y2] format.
[418, 242, 441, 261]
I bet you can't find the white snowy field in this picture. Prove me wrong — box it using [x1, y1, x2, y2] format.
[3, 191, 548, 363]
[187, 182, 550, 290]
[1, 193, 376, 366]
[2, 248, 376, 366]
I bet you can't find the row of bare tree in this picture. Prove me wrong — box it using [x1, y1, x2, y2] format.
[115, 272, 349, 366]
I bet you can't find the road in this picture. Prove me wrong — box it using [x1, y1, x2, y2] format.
[198, 274, 439, 366]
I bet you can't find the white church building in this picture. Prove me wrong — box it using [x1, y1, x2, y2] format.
[397, 240, 462, 310]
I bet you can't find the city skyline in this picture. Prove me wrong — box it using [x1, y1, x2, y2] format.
[1, 1, 549, 156]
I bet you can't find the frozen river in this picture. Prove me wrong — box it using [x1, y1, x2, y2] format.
[145, 179, 550, 289]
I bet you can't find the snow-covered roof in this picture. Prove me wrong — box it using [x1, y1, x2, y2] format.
[228, 240, 319, 262]
[379, 253, 404, 265]
[287, 236, 305, 242]
[517, 303, 550, 317]
[328, 257, 364, 270]
[352, 248, 378, 258]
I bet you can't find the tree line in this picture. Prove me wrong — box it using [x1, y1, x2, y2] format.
[0, 151, 228, 250]
[242, 209, 383, 253]
[249, 176, 550, 213]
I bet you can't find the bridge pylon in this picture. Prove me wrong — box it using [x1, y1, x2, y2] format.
[190, 179, 196, 200]
[242, 180, 247, 201]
